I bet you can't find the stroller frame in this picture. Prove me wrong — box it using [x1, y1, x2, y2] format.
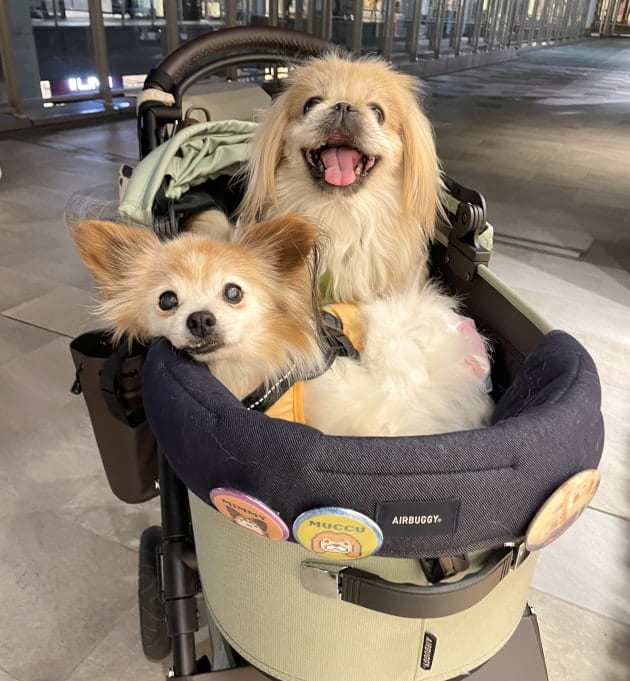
[135, 28, 344, 677]
[71, 25, 603, 681]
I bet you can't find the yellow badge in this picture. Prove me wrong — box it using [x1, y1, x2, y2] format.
[292, 507, 383, 560]
[525, 469, 600, 551]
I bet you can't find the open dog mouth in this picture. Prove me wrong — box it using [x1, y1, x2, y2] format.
[184, 339, 222, 356]
[303, 129, 377, 187]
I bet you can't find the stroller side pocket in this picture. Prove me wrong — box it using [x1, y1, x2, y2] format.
[70, 331, 158, 503]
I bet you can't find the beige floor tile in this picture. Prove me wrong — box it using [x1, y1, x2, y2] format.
[0, 336, 83, 416]
[0, 213, 100, 290]
[0, 508, 139, 681]
[3, 284, 101, 338]
[60, 478, 162, 551]
[494, 221, 594, 254]
[591, 383, 630, 519]
[0, 316, 58, 368]
[67, 598, 212, 681]
[569, 332, 630, 393]
[529, 589, 630, 681]
[531, 508, 630, 625]
[0, 668, 18, 681]
[66, 603, 170, 681]
[0, 472, 21, 520]
[0, 266, 61, 313]
[0, 186, 71, 223]
[0, 338, 110, 511]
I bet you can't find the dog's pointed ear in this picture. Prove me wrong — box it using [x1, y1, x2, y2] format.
[238, 214, 317, 272]
[71, 220, 158, 287]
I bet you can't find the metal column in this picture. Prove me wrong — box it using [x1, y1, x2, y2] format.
[432, 0, 447, 58]
[321, 0, 333, 40]
[558, 0, 571, 39]
[225, 0, 238, 26]
[610, 0, 623, 32]
[470, 0, 485, 51]
[530, 0, 542, 41]
[407, 0, 424, 59]
[295, 0, 305, 30]
[504, 0, 518, 46]
[0, 0, 24, 116]
[164, 0, 179, 53]
[451, 0, 469, 54]
[381, 0, 396, 60]
[351, 0, 364, 54]
[87, 0, 113, 109]
[486, 0, 501, 49]
[517, 0, 529, 43]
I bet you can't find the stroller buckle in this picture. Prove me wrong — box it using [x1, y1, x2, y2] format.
[300, 561, 347, 600]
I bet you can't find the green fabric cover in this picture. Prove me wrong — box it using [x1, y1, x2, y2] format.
[190, 494, 538, 681]
[119, 119, 258, 227]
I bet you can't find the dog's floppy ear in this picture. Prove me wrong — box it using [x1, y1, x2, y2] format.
[238, 214, 317, 273]
[72, 220, 158, 287]
[238, 96, 290, 224]
[396, 78, 441, 242]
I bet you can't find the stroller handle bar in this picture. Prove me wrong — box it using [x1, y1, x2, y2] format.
[143, 26, 334, 99]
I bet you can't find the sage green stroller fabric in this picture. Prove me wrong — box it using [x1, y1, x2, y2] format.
[119, 119, 258, 227]
[190, 495, 538, 681]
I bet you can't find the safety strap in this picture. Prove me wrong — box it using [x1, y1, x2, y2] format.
[242, 311, 360, 413]
[241, 367, 298, 413]
[99, 341, 147, 428]
[419, 554, 470, 583]
[301, 543, 530, 619]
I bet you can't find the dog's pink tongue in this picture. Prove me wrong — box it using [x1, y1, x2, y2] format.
[321, 147, 360, 186]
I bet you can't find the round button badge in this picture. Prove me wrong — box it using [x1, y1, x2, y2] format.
[210, 488, 289, 541]
[525, 469, 600, 552]
[293, 507, 383, 560]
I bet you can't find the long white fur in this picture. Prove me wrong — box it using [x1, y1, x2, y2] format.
[306, 283, 493, 436]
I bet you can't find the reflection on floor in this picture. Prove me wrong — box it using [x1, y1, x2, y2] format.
[0, 38, 628, 681]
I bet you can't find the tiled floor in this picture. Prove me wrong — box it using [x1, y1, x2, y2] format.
[0, 38, 629, 681]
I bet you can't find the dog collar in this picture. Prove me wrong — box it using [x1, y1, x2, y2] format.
[242, 310, 360, 414]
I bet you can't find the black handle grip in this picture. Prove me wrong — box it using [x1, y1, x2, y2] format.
[339, 547, 516, 619]
[144, 26, 334, 95]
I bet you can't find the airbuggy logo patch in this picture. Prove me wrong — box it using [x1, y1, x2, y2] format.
[420, 633, 437, 670]
[376, 499, 459, 537]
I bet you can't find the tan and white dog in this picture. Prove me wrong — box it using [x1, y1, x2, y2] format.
[236, 53, 442, 303]
[72, 216, 492, 436]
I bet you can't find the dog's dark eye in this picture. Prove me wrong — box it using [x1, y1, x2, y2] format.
[158, 290, 179, 311]
[369, 104, 384, 124]
[303, 97, 323, 114]
[223, 283, 243, 304]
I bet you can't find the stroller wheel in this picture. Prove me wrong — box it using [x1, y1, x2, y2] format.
[138, 525, 171, 661]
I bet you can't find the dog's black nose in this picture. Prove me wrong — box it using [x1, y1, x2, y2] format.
[187, 311, 216, 338]
[333, 102, 355, 115]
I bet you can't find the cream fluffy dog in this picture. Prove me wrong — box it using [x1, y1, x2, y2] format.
[236, 53, 442, 303]
[72, 216, 492, 436]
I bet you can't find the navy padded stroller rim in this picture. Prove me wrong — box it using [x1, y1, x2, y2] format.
[142, 329, 603, 558]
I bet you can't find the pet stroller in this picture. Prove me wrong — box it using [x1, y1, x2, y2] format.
[69, 26, 604, 681]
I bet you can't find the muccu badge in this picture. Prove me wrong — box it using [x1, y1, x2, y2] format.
[210, 488, 289, 540]
[293, 507, 383, 559]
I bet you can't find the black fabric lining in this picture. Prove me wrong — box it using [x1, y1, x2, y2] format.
[316, 464, 516, 477]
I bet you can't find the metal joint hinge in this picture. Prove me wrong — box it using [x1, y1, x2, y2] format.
[504, 540, 531, 570]
[446, 201, 491, 281]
